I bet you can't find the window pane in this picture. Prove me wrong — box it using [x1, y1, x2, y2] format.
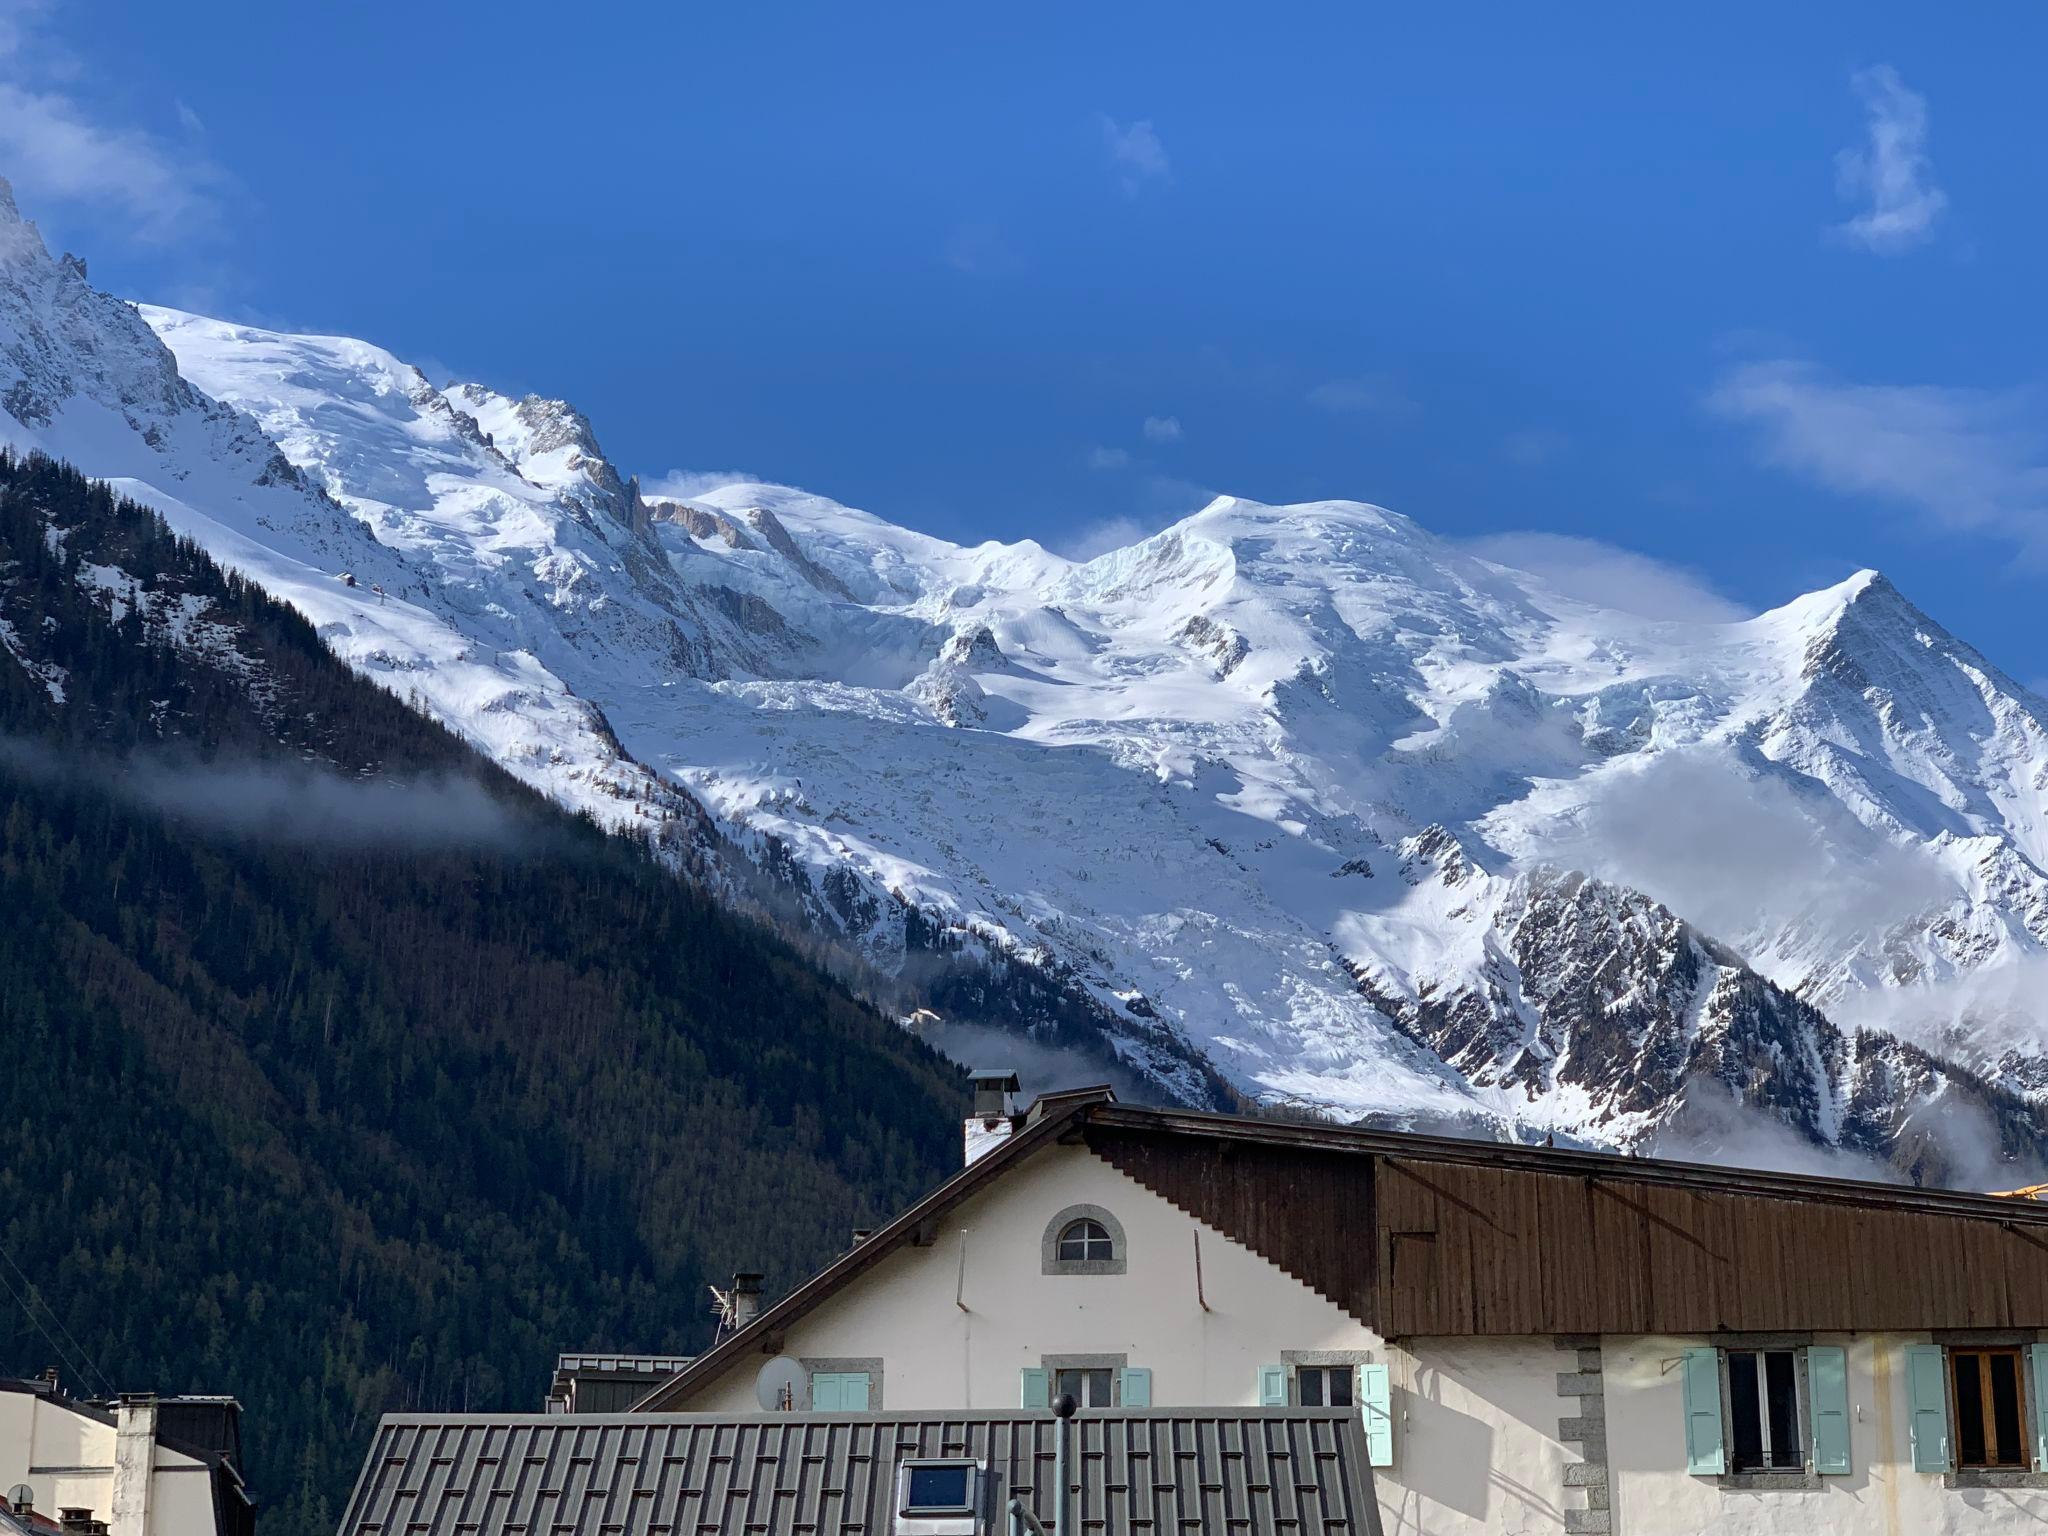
[1728, 1352, 1765, 1472]
[905, 1466, 971, 1511]
[1085, 1369, 1113, 1406]
[1329, 1369, 1354, 1408]
[1299, 1369, 1324, 1407]
[1954, 1354, 1988, 1468]
[1054, 1370, 1079, 1402]
[1764, 1352, 1801, 1470]
[1990, 1354, 2025, 1468]
[1058, 1219, 1112, 1262]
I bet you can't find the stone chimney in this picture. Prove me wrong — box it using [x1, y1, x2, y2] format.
[729, 1272, 764, 1329]
[964, 1070, 1021, 1165]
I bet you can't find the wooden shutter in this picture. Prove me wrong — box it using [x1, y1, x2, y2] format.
[2031, 1344, 2048, 1471]
[1258, 1365, 1287, 1406]
[1019, 1367, 1050, 1410]
[1807, 1346, 1851, 1475]
[811, 1373, 840, 1412]
[1119, 1367, 1152, 1408]
[843, 1372, 870, 1411]
[1905, 1345, 1951, 1473]
[1360, 1364, 1393, 1468]
[1681, 1348, 1725, 1475]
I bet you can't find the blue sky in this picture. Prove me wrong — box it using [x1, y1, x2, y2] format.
[6, 1, 2047, 678]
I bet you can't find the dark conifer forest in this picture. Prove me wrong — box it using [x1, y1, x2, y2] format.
[0, 453, 967, 1533]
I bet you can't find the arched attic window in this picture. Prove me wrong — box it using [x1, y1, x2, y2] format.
[1041, 1204, 1127, 1275]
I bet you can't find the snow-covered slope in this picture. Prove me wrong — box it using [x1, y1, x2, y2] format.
[6, 173, 2043, 1174]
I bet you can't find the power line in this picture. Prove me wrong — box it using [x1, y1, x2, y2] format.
[0, 1245, 113, 1398]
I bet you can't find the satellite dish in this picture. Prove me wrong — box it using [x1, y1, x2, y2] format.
[756, 1356, 806, 1412]
[7, 1486, 34, 1514]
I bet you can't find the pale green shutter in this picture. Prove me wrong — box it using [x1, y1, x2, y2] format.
[843, 1371, 871, 1411]
[1120, 1367, 1152, 1408]
[1258, 1365, 1287, 1406]
[2032, 1344, 2048, 1471]
[811, 1373, 839, 1412]
[1020, 1367, 1050, 1410]
[1681, 1348, 1725, 1475]
[1906, 1345, 1951, 1473]
[1360, 1364, 1393, 1468]
[1807, 1346, 1851, 1475]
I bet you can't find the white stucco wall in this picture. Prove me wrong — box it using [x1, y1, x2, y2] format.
[0, 1390, 216, 1536]
[686, 1144, 1575, 1532]
[1606, 1333, 2048, 1536]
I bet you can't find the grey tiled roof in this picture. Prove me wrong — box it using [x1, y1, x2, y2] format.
[339, 1408, 1379, 1536]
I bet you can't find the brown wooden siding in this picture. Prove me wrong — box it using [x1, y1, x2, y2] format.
[1090, 1122, 2048, 1338]
[1089, 1128, 1376, 1324]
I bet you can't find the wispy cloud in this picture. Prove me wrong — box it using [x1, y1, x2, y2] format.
[641, 468, 766, 500]
[1084, 446, 1132, 471]
[1098, 114, 1170, 198]
[1463, 532, 1748, 623]
[1709, 359, 2048, 553]
[1141, 414, 1181, 444]
[942, 219, 1021, 275]
[1500, 428, 1569, 468]
[0, 1, 226, 242]
[1834, 65, 1946, 254]
[1060, 515, 1151, 560]
[1307, 375, 1408, 417]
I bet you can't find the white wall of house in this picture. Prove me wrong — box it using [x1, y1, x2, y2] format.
[689, 1144, 1573, 1532]
[0, 1390, 217, 1536]
[1606, 1333, 2048, 1536]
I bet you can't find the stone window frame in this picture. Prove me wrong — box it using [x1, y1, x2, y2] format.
[1932, 1329, 2048, 1490]
[800, 1356, 884, 1411]
[1710, 1332, 1820, 1491]
[1279, 1349, 1373, 1408]
[1040, 1203, 1127, 1276]
[1041, 1352, 1129, 1407]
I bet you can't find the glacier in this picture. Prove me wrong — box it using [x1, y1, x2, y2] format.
[6, 174, 2048, 1176]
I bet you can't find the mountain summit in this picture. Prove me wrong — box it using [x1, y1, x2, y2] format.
[4, 185, 2044, 1173]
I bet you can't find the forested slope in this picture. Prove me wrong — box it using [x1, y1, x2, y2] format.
[0, 452, 966, 1533]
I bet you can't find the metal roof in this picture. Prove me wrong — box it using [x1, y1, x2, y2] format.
[338, 1408, 1379, 1536]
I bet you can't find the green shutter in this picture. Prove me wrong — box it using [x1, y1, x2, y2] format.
[1360, 1364, 1393, 1468]
[1906, 1345, 1951, 1473]
[811, 1373, 839, 1412]
[1808, 1346, 1851, 1475]
[1020, 1367, 1050, 1410]
[1681, 1348, 1725, 1475]
[2032, 1344, 2048, 1472]
[843, 1371, 870, 1411]
[811, 1372, 870, 1412]
[1258, 1365, 1287, 1406]
[1120, 1367, 1152, 1408]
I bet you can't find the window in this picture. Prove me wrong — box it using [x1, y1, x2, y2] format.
[1057, 1219, 1113, 1263]
[899, 1462, 975, 1514]
[1297, 1367, 1354, 1409]
[1055, 1367, 1115, 1408]
[810, 1370, 872, 1412]
[1725, 1350, 1803, 1472]
[1951, 1348, 2030, 1469]
[1040, 1205, 1126, 1275]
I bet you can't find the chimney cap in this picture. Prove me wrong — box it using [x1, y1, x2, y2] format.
[968, 1069, 1022, 1089]
[730, 1271, 764, 1292]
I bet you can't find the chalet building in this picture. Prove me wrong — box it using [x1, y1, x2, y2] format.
[616, 1082, 2048, 1534]
[0, 1376, 252, 1536]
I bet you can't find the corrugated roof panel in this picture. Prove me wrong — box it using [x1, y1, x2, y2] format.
[336, 1411, 1375, 1536]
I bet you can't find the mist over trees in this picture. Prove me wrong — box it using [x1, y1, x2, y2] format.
[0, 453, 967, 1534]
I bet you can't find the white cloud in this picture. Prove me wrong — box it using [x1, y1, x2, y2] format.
[641, 468, 765, 500]
[1059, 515, 1150, 560]
[1307, 375, 1407, 416]
[942, 220, 1021, 275]
[1834, 65, 1946, 253]
[1098, 114, 1170, 197]
[1500, 428, 1569, 468]
[1141, 414, 1181, 444]
[1463, 531, 1749, 623]
[0, 4, 224, 242]
[1709, 359, 2048, 553]
[1085, 446, 1132, 471]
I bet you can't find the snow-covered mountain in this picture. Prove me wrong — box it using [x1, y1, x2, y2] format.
[6, 176, 2046, 1179]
